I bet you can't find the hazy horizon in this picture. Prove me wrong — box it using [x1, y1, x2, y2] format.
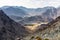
[0, 0, 60, 8]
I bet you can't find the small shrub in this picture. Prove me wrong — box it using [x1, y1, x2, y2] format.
[31, 36, 34, 39]
[35, 36, 42, 40]
[44, 38, 49, 40]
[30, 36, 34, 40]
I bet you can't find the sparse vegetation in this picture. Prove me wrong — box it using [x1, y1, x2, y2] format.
[44, 38, 49, 40]
[35, 36, 42, 40]
[30, 36, 34, 40]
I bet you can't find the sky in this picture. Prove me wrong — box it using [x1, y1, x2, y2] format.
[0, 0, 60, 8]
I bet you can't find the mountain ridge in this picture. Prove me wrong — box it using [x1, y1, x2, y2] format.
[0, 10, 29, 40]
[1, 6, 58, 22]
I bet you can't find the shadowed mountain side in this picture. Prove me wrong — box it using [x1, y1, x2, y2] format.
[0, 10, 29, 40]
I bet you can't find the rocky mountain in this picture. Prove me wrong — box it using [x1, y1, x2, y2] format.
[0, 10, 29, 40]
[22, 16, 60, 40]
[38, 16, 60, 40]
[0, 6, 60, 40]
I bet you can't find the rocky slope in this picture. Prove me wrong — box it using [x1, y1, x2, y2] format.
[0, 10, 29, 40]
[23, 16, 60, 40]
[38, 16, 60, 40]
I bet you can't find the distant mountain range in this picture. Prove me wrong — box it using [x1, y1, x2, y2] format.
[19, 15, 53, 25]
[0, 6, 59, 22]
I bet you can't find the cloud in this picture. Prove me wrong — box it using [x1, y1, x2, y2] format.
[0, 0, 60, 8]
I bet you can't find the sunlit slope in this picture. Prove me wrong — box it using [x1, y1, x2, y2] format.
[24, 22, 48, 32]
